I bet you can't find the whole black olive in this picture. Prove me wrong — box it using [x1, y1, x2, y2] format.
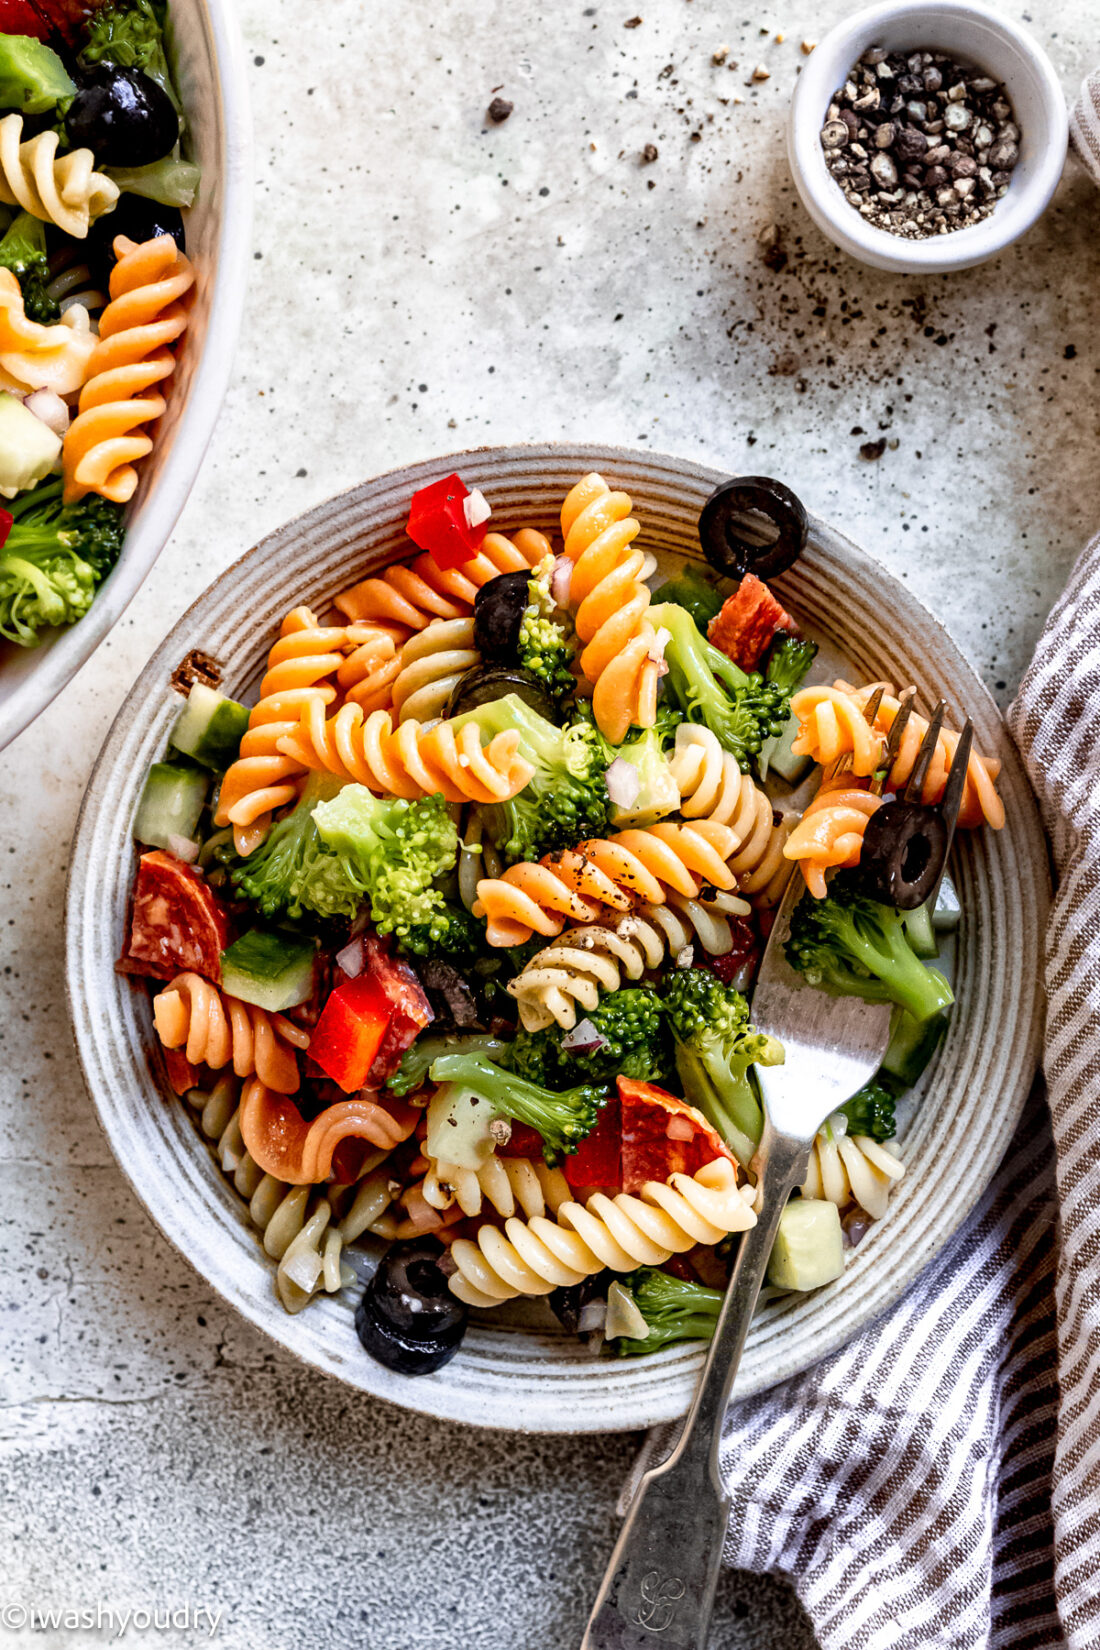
[89, 194, 186, 277]
[698, 475, 808, 583]
[447, 664, 558, 723]
[66, 65, 179, 167]
[355, 1238, 468, 1376]
[857, 800, 948, 910]
[473, 570, 531, 663]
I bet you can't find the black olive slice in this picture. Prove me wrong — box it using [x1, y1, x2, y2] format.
[473, 569, 532, 663]
[858, 800, 948, 910]
[355, 1238, 468, 1375]
[447, 664, 558, 722]
[698, 475, 808, 583]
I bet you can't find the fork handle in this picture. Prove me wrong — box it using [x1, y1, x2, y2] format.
[580, 1124, 811, 1650]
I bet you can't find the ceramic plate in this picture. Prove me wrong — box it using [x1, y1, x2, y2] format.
[0, 0, 253, 752]
[65, 444, 1049, 1433]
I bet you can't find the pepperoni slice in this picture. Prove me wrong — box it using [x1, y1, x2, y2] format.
[161, 1046, 198, 1097]
[118, 850, 229, 984]
[708, 574, 797, 673]
[563, 1100, 621, 1191]
[359, 937, 433, 1085]
[618, 1077, 733, 1193]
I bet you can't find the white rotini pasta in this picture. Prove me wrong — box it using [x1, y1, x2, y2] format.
[670, 723, 795, 906]
[801, 1123, 905, 1220]
[390, 616, 480, 722]
[508, 898, 746, 1032]
[422, 1154, 572, 1220]
[0, 116, 119, 237]
[184, 1077, 396, 1313]
[448, 1157, 756, 1307]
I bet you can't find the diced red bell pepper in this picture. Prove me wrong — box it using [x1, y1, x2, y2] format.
[309, 973, 395, 1094]
[0, 509, 12, 551]
[563, 1098, 621, 1191]
[707, 574, 797, 673]
[0, 1, 53, 40]
[618, 1078, 733, 1193]
[23, 0, 104, 45]
[497, 1121, 547, 1160]
[406, 473, 489, 570]
[358, 936, 433, 1085]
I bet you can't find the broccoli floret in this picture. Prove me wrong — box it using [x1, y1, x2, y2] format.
[0, 213, 58, 323]
[765, 633, 818, 695]
[661, 966, 783, 1169]
[785, 876, 955, 1025]
[311, 785, 458, 941]
[0, 34, 74, 116]
[650, 601, 787, 773]
[80, 0, 183, 116]
[230, 773, 359, 920]
[840, 1076, 899, 1143]
[397, 901, 486, 963]
[654, 564, 723, 635]
[388, 1032, 511, 1098]
[452, 692, 609, 864]
[427, 1050, 607, 1164]
[610, 1267, 723, 1356]
[0, 481, 125, 646]
[517, 555, 576, 700]
[511, 986, 671, 1088]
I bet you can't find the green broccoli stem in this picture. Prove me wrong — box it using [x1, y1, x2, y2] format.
[612, 1267, 723, 1356]
[842, 918, 954, 1023]
[427, 1050, 606, 1163]
[388, 1034, 510, 1098]
[673, 1044, 761, 1170]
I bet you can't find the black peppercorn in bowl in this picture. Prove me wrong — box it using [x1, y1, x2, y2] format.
[787, 0, 1067, 273]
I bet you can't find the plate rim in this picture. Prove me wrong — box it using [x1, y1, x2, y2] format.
[64, 440, 1050, 1432]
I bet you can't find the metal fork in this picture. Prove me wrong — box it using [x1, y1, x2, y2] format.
[580, 701, 971, 1650]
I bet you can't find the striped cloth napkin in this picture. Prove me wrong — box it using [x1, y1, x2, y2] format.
[623, 116, 1100, 1637]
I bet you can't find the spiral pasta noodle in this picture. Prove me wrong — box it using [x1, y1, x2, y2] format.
[334, 624, 401, 714]
[447, 1157, 756, 1307]
[0, 268, 95, 395]
[276, 696, 535, 804]
[152, 972, 308, 1094]
[801, 1129, 904, 1221]
[333, 529, 552, 638]
[184, 1076, 396, 1313]
[791, 681, 1004, 830]
[389, 616, 481, 722]
[474, 820, 743, 947]
[670, 723, 794, 906]
[0, 115, 118, 237]
[560, 473, 660, 743]
[782, 776, 883, 900]
[62, 234, 195, 505]
[215, 606, 350, 854]
[422, 1154, 572, 1220]
[238, 1076, 420, 1185]
[508, 899, 743, 1032]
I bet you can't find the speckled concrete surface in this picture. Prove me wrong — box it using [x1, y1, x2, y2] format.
[1, 1, 1096, 1645]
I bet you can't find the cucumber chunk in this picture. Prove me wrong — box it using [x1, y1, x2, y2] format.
[170, 682, 251, 770]
[903, 901, 939, 960]
[759, 708, 811, 786]
[767, 1198, 844, 1291]
[133, 761, 209, 850]
[220, 929, 317, 1012]
[881, 1007, 949, 1087]
[933, 873, 962, 933]
[0, 391, 62, 497]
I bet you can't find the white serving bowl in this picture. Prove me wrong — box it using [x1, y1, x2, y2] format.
[787, 0, 1068, 273]
[0, 0, 252, 752]
[66, 444, 1049, 1433]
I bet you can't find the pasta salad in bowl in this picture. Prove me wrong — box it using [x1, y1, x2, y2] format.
[66, 446, 1047, 1431]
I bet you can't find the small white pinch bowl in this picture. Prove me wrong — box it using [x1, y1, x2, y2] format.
[0, 0, 252, 752]
[787, 0, 1068, 274]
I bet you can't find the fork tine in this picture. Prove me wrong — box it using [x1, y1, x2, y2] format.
[862, 684, 886, 726]
[885, 687, 916, 770]
[902, 698, 946, 803]
[938, 718, 973, 836]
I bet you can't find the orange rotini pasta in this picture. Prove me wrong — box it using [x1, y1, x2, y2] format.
[276, 696, 535, 803]
[62, 234, 195, 505]
[333, 528, 552, 637]
[783, 776, 883, 899]
[670, 723, 794, 906]
[473, 820, 743, 946]
[560, 473, 661, 742]
[152, 972, 309, 1095]
[215, 606, 350, 854]
[238, 1078, 420, 1186]
[0, 267, 96, 395]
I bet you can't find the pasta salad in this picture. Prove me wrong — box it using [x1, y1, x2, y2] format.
[118, 469, 1005, 1374]
[0, 0, 199, 649]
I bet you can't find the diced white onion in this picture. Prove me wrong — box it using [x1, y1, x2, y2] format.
[166, 833, 199, 864]
[576, 1299, 608, 1335]
[463, 488, 491, 528]
[676, 945, 694, 969]
[561, 1017, 606, 1054]
[550, 555, 572, 606]
[605, 757, 640, 809]
[25, 388, 69, 436]
[336, 939, 364, 977]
